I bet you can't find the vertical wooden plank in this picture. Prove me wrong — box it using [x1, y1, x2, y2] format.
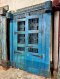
[54, 11, 59, 70]
[41, 14, 46, 71]
[58, 12, 60, 66]
[50, 14, 52, 63]
[39, 15, 42, 59]
[24, 16, 29, 70]
[0, 16, 2, 64]
[45, 13, 51, 70]
[10, 20, 13, 62]
[2, 16, 7, 61]
[25, 17, 28, 55]
[13, 20, 17, 64]
[57, 11, 60, 79]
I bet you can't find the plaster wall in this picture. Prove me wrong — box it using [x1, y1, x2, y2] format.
[0, 0, 51, 11]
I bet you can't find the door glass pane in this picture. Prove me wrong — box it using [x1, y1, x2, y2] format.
[28, 48, 38, 53]
[28, 33, 38, 44]
[17, 47, 25, 51]
[29, 18, 38, 30]
[17, 21, 25, 31]
[17, 34, 25, 44]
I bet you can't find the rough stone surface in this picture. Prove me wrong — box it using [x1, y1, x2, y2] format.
[0, 66, 52, 79]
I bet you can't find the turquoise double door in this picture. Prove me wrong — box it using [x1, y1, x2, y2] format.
[10, 13, 51, 76]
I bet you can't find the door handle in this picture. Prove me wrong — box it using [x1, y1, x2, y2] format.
[32, 53, 43, 59]
[14, 51, 23, 54]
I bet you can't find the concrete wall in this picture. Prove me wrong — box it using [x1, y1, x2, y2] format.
[0, 0, 50, 11]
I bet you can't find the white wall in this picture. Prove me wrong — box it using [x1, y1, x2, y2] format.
[54, 11, 59, 70]
[0, 0, 50, 11]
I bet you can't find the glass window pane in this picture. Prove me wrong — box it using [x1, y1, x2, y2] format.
[17, 21, 25, 31]
[28, 33, 38, 44]
[17, 34, 25, 44]
[28, 48, 38, 53]
[29, 18, 38, 30]
[17, 47, 25, 51]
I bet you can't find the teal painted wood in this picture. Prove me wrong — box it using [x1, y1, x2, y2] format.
[13, 21, 17, 66]
[10, 20, 13, 62]
[10, 1, 52, 77]
[10, 14, 51, 77]
[45, 13, 51, 70]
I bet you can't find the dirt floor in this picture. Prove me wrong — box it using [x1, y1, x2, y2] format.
[0, 66, 54, 79]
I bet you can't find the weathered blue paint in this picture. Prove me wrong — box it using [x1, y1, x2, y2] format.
[10, 1, 52, 77]
[10, 20, 13, 62]
[1, 16, 7, 61]
[0, 6, 9, 63]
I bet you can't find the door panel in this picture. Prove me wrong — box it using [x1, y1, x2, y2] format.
[13, 19, 26, 69]
[12, 13, 51, 76]
[1, 17, 7, 61]
[25, 16, 45, 74]
[44, 13, 51, 70]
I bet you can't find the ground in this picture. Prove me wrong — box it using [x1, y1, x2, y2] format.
[0, 66, 53, 79]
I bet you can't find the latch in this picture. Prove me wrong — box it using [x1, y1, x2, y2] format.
[32, 53, 43, 59]
[14, 51, 23, 54]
